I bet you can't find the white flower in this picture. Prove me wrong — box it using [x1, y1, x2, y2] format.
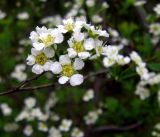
[48, 127, 62, 137]
[57, 18, 86, 33]
[38, 122, 48, 132]
[103, 57, 116, 67]
[149, 23, 160, 36]
[130, 51, 142, 65]
[83, 38, 95, 51]
[108, 28, 119, 37]
[24, 97, 36, 109]
[41, 15, 62, 26]
[30, 26, 63, 50]
[17, 12, 29, 20]
[136, 64, 149, 80]
[85, 24, 109, 37]
[86, 0, 95, 7]
[50, 55, 84, 86]
[147, 74, 160, 85]
[26, 48, 54, 74]
[23, 125, 33, 136]
[135, 86, 150, 100]
[59, 119, 72, 132]
[102, 45, 119, 59]
[15, 110, 30, 122]
[4, 123, 19, 132]
[116, 55, 131, 65]
[11, 64, 27, 82]
[91, 15, 103, 24]
[30, 108, 43, 119]
[11, 70, 27, 82]
[84, 109, 102, 125]
[83, 89, 94, 102]
[19, 38, 31, 46]
[102, 2, 109, 9]
[67, 32, 93, 59]
[0, 103, 12, 116]
[71, 127, 84, 137]
[153, 4, 160, 17]
[0, 10, 6, 19]
[134, 0, 146, 6]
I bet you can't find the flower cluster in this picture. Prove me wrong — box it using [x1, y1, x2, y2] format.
[27, 18, 109, 86]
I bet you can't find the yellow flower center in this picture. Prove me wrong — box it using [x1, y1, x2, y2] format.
[72, 41, 84, 53]
[62, 65, 74, 77]
[39, 34, 55, 47]
[97, 46, 102, 54]
[35, 53, 47, 65]
[65, 23, 75, 31]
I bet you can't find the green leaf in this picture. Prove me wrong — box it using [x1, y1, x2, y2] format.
[148, 62, 160, 72]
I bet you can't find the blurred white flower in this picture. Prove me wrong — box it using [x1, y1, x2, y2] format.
[130, 51, 142, 66]
[84, 109, 102, 125]
[17, 12, 29, 20]
[153, 4, 160, 17]
[11, 64, 27, 82]
[83, 89, 94, 102]
[41, 15, 62, 26]
[71, 127, 84, 137]
[149, 23, 160, 36]
[59, 119, 72, 132]
[134, 0, 146, 6]
[0, 103, 12, 116]
[102, 2, 109, 9]
[23, 125, 33, 136]
[25, 97, 36, 109]
[135, 86, 150, 100]
[136, 63, 149, 80]
[86, 0, 95, 7]
[48, 127, 62, 137]
[38, 122, 48, 132]
[4, 123, 19, 132]
[91, 15, 103, 24]
[116, 55, 131, 65]
[0, 10, 6, 19]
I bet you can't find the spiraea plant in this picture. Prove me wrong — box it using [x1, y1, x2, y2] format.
[1, 0, 160, 137]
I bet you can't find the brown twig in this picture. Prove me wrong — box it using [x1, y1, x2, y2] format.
[0, 70, 108, 96]
[92, 121, 142, 132]
[0, 72, 45, 96]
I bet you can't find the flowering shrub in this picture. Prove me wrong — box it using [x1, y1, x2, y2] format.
[0, 0, 160, 137]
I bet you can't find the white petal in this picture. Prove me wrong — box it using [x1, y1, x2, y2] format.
[29, 31, 39, 42]
[103, 57, 115, 67]
[70, 74, 84, 86]
[26, 55, 35, 65]
[59, 55, 71, 65]
[58, 76, 69, 84]
[73, 32, 85, 42]
[124, 57, 131, 64]
[57, 25, 67, 33]
[32, 64, 44, 74]
[33, 42, 44, 51]
[78, 52, 90, 59]
[43, 47, 55, 58]
[84, 38, 95, 50]
[50, 62, 62, 74]
[31, 48, 41, 56]
[67, 48, 77, 58]
[52, 29, 64, 43]
[73, 58, 85, 70]
[98, 30, 109, 37]
[43, 61, 53, 71]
